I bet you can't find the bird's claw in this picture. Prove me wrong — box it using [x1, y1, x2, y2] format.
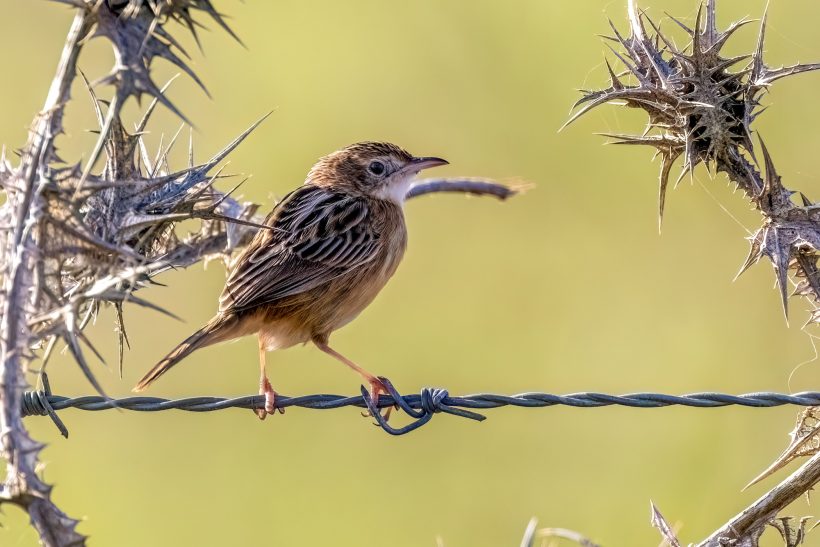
[255, 377, 283, 420]
[361, 376, 398, 422]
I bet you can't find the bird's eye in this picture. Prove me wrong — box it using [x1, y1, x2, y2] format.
[368, 161, 386, 176]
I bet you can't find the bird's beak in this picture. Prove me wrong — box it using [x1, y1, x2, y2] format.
[409, 156, 449, 171]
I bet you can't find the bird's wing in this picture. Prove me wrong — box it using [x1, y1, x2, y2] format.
[219, 185, 381, 313]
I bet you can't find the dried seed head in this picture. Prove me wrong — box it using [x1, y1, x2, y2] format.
[569, 0, 820, 324]
[0, 0, 261, 395]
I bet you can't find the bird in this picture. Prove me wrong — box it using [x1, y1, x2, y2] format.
[133, 141, 448, 419]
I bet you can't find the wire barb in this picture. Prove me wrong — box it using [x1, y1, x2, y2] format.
[20, 383, 820, 436]
[21, 373, 69, 438]
[362, 377, 486, 435]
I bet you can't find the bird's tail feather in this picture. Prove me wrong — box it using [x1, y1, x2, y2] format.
[133, 315, 237, 392]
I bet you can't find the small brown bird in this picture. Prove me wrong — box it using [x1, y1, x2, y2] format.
[134, 142, 448, 419]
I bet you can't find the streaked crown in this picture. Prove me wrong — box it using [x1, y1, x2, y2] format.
[305, 141, 447, 203]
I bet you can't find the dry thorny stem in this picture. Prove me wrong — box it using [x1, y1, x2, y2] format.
[567, 0, 820, 545]
[0, 1, 515, 545]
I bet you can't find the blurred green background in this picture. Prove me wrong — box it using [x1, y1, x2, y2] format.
[4, 0, 820, 545]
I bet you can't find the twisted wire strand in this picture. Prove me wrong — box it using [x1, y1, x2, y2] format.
[20, 375, 820, 437]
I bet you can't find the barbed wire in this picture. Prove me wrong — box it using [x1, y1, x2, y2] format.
[20, 375, 820, 437]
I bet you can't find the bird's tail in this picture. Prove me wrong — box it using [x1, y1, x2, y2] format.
[133, 315, 238, 392]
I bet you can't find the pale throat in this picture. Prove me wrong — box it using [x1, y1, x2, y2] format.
[373, 172, 418, 205]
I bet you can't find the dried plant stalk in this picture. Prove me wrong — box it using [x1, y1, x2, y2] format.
[698, 450, 820, 546]
[0, 11, 92, 545]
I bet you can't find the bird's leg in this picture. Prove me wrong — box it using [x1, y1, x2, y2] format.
[256, 338, 280, 420]
[313, 340, 393, 418]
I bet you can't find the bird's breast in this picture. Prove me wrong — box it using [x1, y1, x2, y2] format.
[255, 201, 407, 347]
[320, 204, 407, 331]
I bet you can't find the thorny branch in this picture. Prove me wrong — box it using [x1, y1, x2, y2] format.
[698, 449, 820, 547]
[0, 2, 514, 545]
[0, 10, 91, 546]
[569, 0, 820, 545]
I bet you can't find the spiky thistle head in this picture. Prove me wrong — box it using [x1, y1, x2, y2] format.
[567, 0, 820, 220]
[0, 1, 262, 541]
[567, 0, 820, 324]
[0, 0, 266, 395]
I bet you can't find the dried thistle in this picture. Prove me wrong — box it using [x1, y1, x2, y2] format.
[0, 2, 258, 545]
[565, 0, 820, 323]
[569, 1, 820, 546]
[744, 408, 820, 491]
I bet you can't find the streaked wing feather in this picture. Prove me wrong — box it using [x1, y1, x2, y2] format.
[219, 185, 380, 312]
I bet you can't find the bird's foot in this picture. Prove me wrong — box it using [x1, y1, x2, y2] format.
[255, 376, 282, 420]
[363, 376, 398, 422]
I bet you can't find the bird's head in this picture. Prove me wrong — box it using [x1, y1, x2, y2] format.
[306, 141, 448, 204]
